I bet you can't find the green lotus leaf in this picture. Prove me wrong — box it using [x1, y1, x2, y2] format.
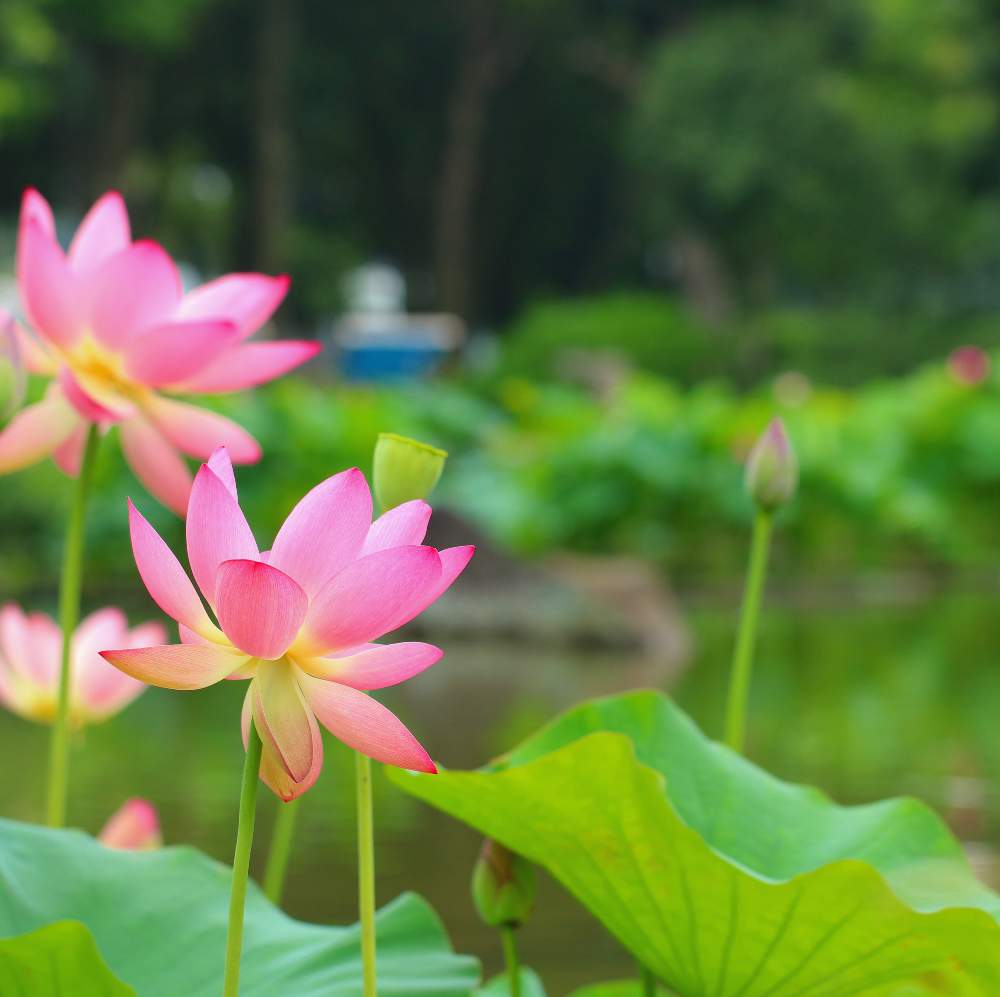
[0, 921, 134, 995]
[389, 690, 1000, 995]
[0, 818, 478, 996]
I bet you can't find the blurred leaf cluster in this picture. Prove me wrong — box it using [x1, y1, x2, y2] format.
[7, 343, 1000, 604]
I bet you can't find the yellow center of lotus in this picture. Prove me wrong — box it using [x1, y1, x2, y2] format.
[62, 336, 151, 412]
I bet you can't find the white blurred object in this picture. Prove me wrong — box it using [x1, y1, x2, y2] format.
[344, 262, 407, 314]
[335, 262, 464, 381]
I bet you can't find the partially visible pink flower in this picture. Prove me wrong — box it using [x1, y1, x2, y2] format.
[0, 189, 321, 513]
[949, 345, 990, 387]
[98, 798, 162, 850]
[0, 604, 163, 726]
[102, 447, 474, 801]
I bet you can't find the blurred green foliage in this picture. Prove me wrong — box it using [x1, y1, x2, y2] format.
[500, 293, 716, 382]
[630, 0, 1000, 309]
[501, 291, 1000, 386]
[6, 350, 1000, 606]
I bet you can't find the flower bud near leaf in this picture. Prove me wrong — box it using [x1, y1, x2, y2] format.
[745, 418, 797, 512]
[373, 433, 447, 511]
[471, 838, 536, 928]
[98, 798, 162, 850]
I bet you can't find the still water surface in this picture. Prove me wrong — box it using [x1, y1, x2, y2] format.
[3, 590, 1000, 992]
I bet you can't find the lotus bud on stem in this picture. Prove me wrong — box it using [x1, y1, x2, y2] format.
[472, 838, 537, 997]
[724, 418, 797, 754]
[744, 418, 797, 513]
[344, 431, 450, 995]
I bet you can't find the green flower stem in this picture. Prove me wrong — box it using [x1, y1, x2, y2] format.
[639, 963, 656, 997]
[45, 423, 101, 828]
[501, 926, 521, 997]
[724, 508, 773, 754]
[263, 796, 301, 905]
[223, 720, 263, 997]
[356, 751, 377, 997]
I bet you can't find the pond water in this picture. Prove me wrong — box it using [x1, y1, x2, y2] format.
[3, 587, 1000, 993]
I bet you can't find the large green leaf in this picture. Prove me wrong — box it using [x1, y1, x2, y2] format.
[0, 921, 133, 995]
[389, 690, 1000, 995]
[0, 818, 479, 996]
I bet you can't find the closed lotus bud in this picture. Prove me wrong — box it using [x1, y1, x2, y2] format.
[745, 418, 797, 512]
[471, 838, 536, 929]
[373, 432, 447, 511]
[98, 798, 162, 850]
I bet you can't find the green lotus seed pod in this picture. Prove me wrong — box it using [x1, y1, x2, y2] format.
[373, 433, 447, 511]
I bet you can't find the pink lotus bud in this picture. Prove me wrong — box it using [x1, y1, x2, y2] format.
[98, 798, 162, 850]
[949, 346, 990, 387]
[745, 418, 797, 512]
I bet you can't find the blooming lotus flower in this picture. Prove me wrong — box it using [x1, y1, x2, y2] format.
[0, 189, 321, 513]
[98, 798, 162, 850]
[101, 447, 474, 800]
[0, 604, 163, 726]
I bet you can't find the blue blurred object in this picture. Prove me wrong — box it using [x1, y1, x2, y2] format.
[334, 263, 464, 382]
[338, 324, 453, 381]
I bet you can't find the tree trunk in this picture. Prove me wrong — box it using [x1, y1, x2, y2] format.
[434, 5, 519, 320]
[252, 0, 294, 274]
[673, 231, 734, 326]
[91, 49, 148, 195]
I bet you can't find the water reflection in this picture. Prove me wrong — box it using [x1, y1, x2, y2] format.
[1, 592, 999, 990]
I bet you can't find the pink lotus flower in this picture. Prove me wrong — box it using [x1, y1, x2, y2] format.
[98, 797, 162, 850]
[0, 189, 321, 513]
[101, 447, 474, 800]
[949, 345, 990, 387]
[0, 603, 164, 726]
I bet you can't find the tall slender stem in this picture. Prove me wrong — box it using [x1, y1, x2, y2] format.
[356, 751, 377, 997]
[263, 797, 300, 905]
[223, 721, 263, 997]
[45, 424, 100, 828]
[501, 926, 521, 997]
[639, 962, 657, 997]
[724, 509, 773, 753]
